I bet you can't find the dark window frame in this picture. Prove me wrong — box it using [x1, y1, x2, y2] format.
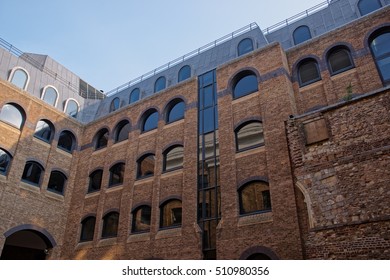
[165, 99, 185, 124]
[80, 216, 96, 242]
[159, 199, 182, 229]
[110, 97, 120, 112]
[232, 71, 259, 99]
[358, 0, 382, 16]
[369, 28, 390, 86]
[327, 46, 355, 76]
[0, 149, 12, 176]
[131, 205, 152, 233]
[114, 120, 131, 143]
[101, 211, 119, 239]
[33, 120, 54, 143]
[297, 58, 322, 87]
[154, 76, 166, 93]
[129, 88, 140, 104]
[136, 153, 155, 179]
[57, 130, 76, 153]
[237, 38, 254, 56]
[94, 128, 109, 150]
[21, 161, 44, 187]
[47, 170, 67, 195]
[238, 181, 272, 216]
[141, 109, 159, 133]
[163, 145, 184, 172]
[88, 169, 103, 193]
[108, 162, 125, 187]
[293, 25, 312, 45]
[178, 65, 191, 82]
[0, 103, 26, 130]
[235, 121, 265, 152]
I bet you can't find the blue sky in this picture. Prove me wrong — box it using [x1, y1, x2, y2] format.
[0, 0, 324, 92]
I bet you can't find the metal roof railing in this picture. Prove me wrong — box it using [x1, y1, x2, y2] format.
[105, 22, 259, 96]
[262, 0, 331, 35]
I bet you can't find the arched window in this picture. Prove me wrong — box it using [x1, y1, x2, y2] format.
[293, 25, 312, 45]
[131, 205, 151, 233]
[21, 161, 44, 186]
[369, 29, 390, 85]
[297, 58, 321, 87]
[233, 71, 258, 99]
[154, 76, 166, 93]
[88, 169, 103, 193]
[129, 88, 140, 104]
[94, 128, 109, 150]
[238, 38, 254, 56]
[57, 130, 76, 153]
[137, 153, 155, 179]
[358, 0, 382, 16]
[163, 145, 184, 172]
[327, 46, 354, 75]
[110, 97, 120, 112]
[9, 68, 29, 90]
[160, 199, 182, 228]
[109, 162, 124, 187]
[114, 120, 131, 143]
[47, 171, 67, 195]
[34, 120, 54, 143]
[64, 99, 79, 118]
[235, 121, 264, 152]
[80, 216, 96, 242]
[41, 86, 58, 106]
[141, 109, 159, 132]
[178, 65, 191, 82]
[0, 149, 12, 175]
[165, 99, 185, 123]
[238, 181, 271, 215]
[0, 103, 25, 129]
[101, 211, 119, 238]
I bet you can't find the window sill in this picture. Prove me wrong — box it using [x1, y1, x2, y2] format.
[235, 145, 265, 159]
[134, 176, 154, 185]
[45, 190, 64, 201]
[127, 231, 151, 243]
[20, 181, 41, 194]
[92, 146, 107, 154]
[232, 91, 260, 104]
[32, 136, 52, 147]
[156, 226, 181, 240]
[97, 237, 118, 247]
[0, 120, 21, 133]
[161, 167, 183, 177]
[112, 139, 128, 148]
[76, 240, 94, 250]
[0, 173, 7, 182]
[56, 148, 73, 157]
[238, 211, 273, 227]
[298, 79, 323, 91]
[106, 185, 123, 193]
[85, 190, 100, 198]
[140, 129, 157, 138]
[163, 118, 184, 129]
[330, 67, 356, 80]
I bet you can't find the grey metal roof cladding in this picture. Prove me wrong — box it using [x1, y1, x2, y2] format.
[0, 0, 388, 123]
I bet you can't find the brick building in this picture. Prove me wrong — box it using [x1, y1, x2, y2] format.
[0, 0, 389, 260]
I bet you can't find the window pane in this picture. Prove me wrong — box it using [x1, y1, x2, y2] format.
[88, 170, 103, 192]
[202, 107, 215, 134]
[138, 154, 155, 178]
[22, 162, 43, 185]
[329, 49, 353, 74]
[233, 74, 258, 99]
[370, 32, 390, 58]
[95, 129, 108, 149]
[102, 212, 119, 238]
[240, 181, 271, 214]
[358, 0, 381, 16]
[109, 163, 124, 186]
[110, 98, 120, 112]
[143, 111, 158, 132]
[293, 26, 312, 45]
[154, 77, 166, 93]
[132, 206, 151, 233]
[47, 171, 66, 194]
[0, 104, 23, 129]
[42, 87, 58, 106]
[80, 217, 96, 242]
[34, 120, 52, 142]
[11, 69, 28, 89]
[299, 60, 320, 86]
[0, 150, 11, 175]
[167, 101, 184, 123]
[178, 65, 191, 82]
[58, 131, 74, 152]
[236, 122, 264, 151]
[65, 100, 78, 118]
[161, 200, 182, 228]
[238, 38, 253, 56]
[116, 122, 131, 142]
[130, 88, 140, 104]
[377, 56, 390, 83]
[165, 146, 184, 171]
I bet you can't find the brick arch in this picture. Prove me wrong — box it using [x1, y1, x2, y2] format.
[239, 245, 279, 260]
[4, 224, 56, 247]
[227, 67, 261, 94]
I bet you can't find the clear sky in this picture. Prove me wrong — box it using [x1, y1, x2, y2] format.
[0, 0, 324, 92]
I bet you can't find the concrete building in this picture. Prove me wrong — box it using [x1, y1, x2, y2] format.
[0, 0, 389, 259]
